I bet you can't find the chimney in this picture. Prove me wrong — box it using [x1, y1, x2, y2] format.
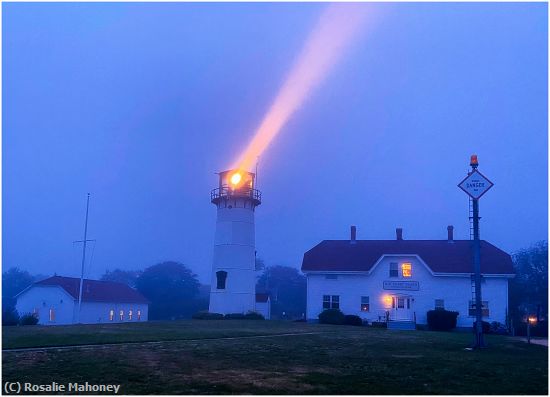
[350, 225, 357, 244]
[396, 227, 403, 241]
[447, 225, 454, 242]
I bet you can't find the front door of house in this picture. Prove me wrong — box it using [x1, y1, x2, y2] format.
[391, 295, 413, 321]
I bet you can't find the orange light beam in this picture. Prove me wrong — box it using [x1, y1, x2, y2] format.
[233, 4, 373, 172]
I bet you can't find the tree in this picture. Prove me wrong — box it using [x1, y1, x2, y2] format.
[510, 241, 548, 323]
[135, 261, 201, 320]
[101, 269, 142, 288]
[256, 265, 306, 319]
[2, 267, 34, 311]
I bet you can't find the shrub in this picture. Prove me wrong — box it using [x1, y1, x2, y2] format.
[19, 313, 38, 326]
[490, 321, 508, 335]
[244, 312, 265, 320]
[318, 309, 345, 325]
[192, 311, 224, 320]
[2, 307, 20, 326]
[224, 313, 246, 320]
[427, 309, 459, 331]
[473, 320, 491, 334]
[344, 315, 363, 326]
[370, 321, 387, 328]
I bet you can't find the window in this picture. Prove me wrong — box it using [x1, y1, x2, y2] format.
[469, 301, 489, 317]
[137, 310, 141, 320]
[325, 274, 338, 280]
[390, 263, 398, 277]
[322, 295, 339, 309]
[49, 308, 55, 322]
[109, 310, 114, 321]
[216, 271, 228, 289]
[119, 310, 124, 321]
[128, 310, 133, 320]
[435, 299, 445, 310]
[361, 296, 370, 312]
[397, 297, 405, 309]
[401, 263, 412, 278]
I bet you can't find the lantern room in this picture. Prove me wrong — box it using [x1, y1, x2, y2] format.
[210, 169, 261, 208]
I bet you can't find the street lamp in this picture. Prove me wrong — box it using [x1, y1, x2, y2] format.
[527, 316, 537, 344]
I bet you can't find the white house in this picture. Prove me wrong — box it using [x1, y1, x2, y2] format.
[255, 293, 271, 319]
[16, 276, 149, 325]
[302, 226, 515, 329]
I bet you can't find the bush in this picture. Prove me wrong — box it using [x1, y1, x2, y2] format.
[344, 315, 363, 326]
[2, 307, 20, 326]
[473, 320, 491, 334]
[244, 312, 265, 320]
[318, 309, 345, 325]
[192, 311, 224, 320]
[370, 321, 387, 328]
[490, 321, 508, 335]
[224, 313, 246, 320]
[19, 313, 38, 326]
[427, 309, 459, 331]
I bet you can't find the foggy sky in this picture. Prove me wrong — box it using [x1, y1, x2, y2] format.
[4, 2, 547, 284]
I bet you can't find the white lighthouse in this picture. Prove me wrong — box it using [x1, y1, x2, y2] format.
[209, 169, 261, 314]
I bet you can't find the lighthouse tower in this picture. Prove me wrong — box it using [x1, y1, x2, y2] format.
[209, 169, 261, 314]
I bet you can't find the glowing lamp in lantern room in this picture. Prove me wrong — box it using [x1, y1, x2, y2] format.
[230, 172, 242, 186]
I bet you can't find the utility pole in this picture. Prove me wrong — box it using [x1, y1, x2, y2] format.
[458, 155, 494, 349]
[74, 193, 94, 323]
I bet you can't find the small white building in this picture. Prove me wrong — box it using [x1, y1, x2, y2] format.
[255, 293, 271, 319]
[16, 276, 149, 325]
[302, 226, 515, 328]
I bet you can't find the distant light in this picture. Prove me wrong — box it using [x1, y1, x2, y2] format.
[528, 316, 537, 324]
[230, 173, 242, 186]
[470, 154, 478, 167]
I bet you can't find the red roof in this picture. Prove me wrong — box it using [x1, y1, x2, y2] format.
[255, 293, 270, 303]
[34, 276, 149, 304]
[301, 240, 514, 275]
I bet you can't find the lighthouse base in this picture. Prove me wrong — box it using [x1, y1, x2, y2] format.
[209, 291, 255, 315]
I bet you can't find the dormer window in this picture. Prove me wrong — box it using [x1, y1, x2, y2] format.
[401, 263, 412, 278]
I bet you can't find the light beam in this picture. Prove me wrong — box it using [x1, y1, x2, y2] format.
[233, 4, 373, 172]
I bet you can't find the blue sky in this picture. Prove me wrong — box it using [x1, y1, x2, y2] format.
[4, 2, 547, 283]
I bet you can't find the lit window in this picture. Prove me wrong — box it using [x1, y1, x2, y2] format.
[109, 310, 114, 321]
[137, 310, 141, 320]
[361, 296, 370, 312]
[322, 295, 339, 310]
[216, 271, 228, 289]
[469, 301, 489, 317]
[401, 263, 412, 278]
[389, 263, 398, 277]
[129, 310, 133, 320]
[435, 299, 445, 310]
[119, 310, 124, 321]
[49, 308, 55, 322]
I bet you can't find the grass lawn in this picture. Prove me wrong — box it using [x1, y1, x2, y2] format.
[3, 320, 547, 394]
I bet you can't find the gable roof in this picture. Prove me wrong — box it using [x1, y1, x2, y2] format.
[301, 240, 514, 275]
[31, 276, 149, 304]
[255, 293, 270, 303]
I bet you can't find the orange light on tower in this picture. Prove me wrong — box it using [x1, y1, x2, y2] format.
[230, 172, 242, 186]
[470, 154, 478, 167]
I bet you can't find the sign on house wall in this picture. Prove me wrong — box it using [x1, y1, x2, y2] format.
[383, 281, 420, 291]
